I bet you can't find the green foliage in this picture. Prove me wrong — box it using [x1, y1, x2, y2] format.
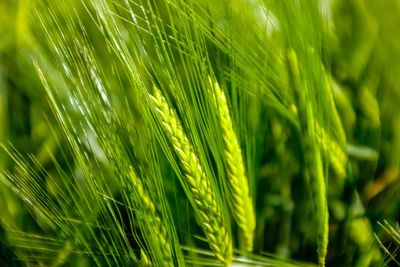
[1, 0, 400, 266]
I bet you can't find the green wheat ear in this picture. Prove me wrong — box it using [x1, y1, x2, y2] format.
[150, 87, 232, 266]
[209, 76, 256, 252]
[128, 167, 174, 266]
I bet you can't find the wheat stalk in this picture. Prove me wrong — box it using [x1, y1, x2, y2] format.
[128, 167, 174, 266]
[150, 87, 232, 266]
[209, 77, 256, 251]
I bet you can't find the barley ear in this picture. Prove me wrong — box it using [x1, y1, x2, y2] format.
[129, 167, 174, 266]
[287, 49, 329, 267]
[209, 76, 256, 252]
[139, 249, 151, 266]
[150, 87, 232, 265]
[315, 122, 347, 178]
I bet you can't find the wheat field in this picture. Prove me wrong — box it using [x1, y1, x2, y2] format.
[1, 0, 400, 266]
